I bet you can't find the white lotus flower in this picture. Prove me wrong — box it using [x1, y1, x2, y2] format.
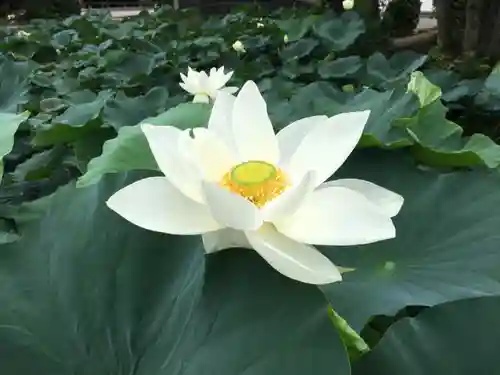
[179, 66, 238, 103]
[257, 22, 265, 28]
[232, 40, 246, 53]
[343, 0, 354, 10]
[17, 30, 31, 38]
[107, 81, 403, 285]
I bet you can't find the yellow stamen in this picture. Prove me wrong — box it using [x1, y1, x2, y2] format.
[220, 160, 289, 207]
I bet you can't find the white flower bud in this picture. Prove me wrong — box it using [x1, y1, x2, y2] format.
[343, 0, 354, 10]
[17, 30, 31, 38]
[232, 40, 246, 53]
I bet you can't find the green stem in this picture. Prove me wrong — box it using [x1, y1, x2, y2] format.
[328, 306, 370, 360]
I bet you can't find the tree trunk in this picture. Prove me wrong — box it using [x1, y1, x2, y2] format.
[19, 0, 80, 19]
[361, 0, 379, 18]
[435, 0, 459, 55]
[462, 0, 484, 57]
[389, 28, 438, 52]
[329, 0, 343, 13]
[486, 2, 500, 60]
[365, 0, 380, 19]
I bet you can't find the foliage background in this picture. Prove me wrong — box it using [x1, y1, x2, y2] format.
[1, 2, 500, 374]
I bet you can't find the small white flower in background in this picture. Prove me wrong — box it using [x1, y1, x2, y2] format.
[232, 40, 246, 53]
[107, 80, 403, 285]
[179, 66, 238, 103]
[257, 22, 265, 28]
[284, 34, 289, 43]
[343, 0, 354, 10]
[7, 14, 15, 20]
[17, 30, 31, 38]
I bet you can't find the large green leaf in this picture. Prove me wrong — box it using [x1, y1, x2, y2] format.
[39, 97, 67, 113]
[441, 78, 483, 103]
[350, 89, 417, 147]
[275, 15, 319, 42]
[51, 29, 78, 49]
[279, 38, 318, 61]
[73, 127, 117, 171]
[280, 60, 315, 80]
[77, 102, 211, 187]
[317, 56, 363, 79]
[423, 68, 485, 103]
[103, 87, 169, 130]
[363, 52, 427, 89]
[483, 69, 500, 97]
[0, 57, 33, 112]
[277, 83, 418, 147]
[0, 192, 55, 242]
[313, 12, 366, 51]
[406, 100, 500, 168]
[32, 122, 104, 146]
[11, 149, 60, 182]
[320, 149, 500, 332]
[32, 90, 114, 146]
[407, 71, 441, 107]
[0, 112, 30, 180]
[474, 69, 500, 111]
[353, 297, 500, 374]
[0, 173, 350, 375]
[99, 51, 156, 82]
[52, 90, 113, 127]
[404, 72, 500, 168]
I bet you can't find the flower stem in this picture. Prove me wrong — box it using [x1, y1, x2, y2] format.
[328, 305, 370, 360]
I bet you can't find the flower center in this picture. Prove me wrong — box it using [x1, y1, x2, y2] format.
[220, 160, 289, 207]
